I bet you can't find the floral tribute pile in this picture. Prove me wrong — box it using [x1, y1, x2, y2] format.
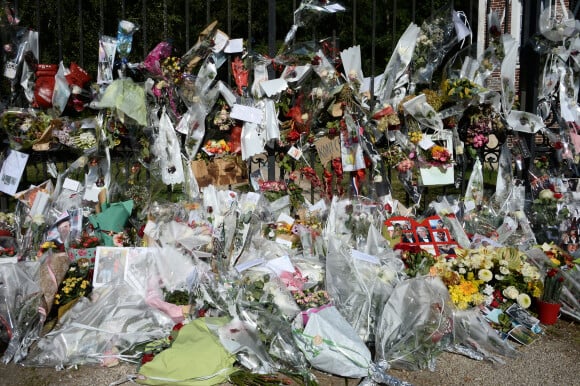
[0, 1, 580, 384]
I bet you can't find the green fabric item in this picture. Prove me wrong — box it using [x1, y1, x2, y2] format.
[88, 200, 133, 246]
[137, 317, 236, 386]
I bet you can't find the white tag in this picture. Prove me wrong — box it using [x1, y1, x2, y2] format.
[63, 178, 81, 192]
[275, 237, 294, 248]
[418, 136, 435, 150]
[288, 146, 303, 160]
[235, 258, 265, 273]
[224, 38, 244, 53]
[276, 212, 295, 225]
[230, 104, 264, 124]
[265, 255, 294, 276]
[351, 249, 380, 265]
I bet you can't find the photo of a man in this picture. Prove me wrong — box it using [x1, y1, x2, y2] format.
[416, 226, 431, 242]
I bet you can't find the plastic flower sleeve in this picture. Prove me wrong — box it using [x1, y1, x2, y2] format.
[182, 103, 208, 159]
[24, 284, 174, 368]
[402, 93, 444, 132]
[376, 23, 419, 105]
[116, 20, 138, 62]
[500, 34, 518, 115]
[325, 236, 400, 342]
[374, 276, 454, 371]
[293, 305, 372, 378]
[411, 7, 460, 85]
[450, 308, 519, 364]
[0, 262, 46, 364]
[151, 108, 185, 185]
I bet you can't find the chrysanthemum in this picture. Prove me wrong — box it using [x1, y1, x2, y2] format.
[478, 269, 493, 282]
[517, 293, 531, 309]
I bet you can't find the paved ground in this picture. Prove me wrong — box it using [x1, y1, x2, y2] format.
[0, 319, 578, 386]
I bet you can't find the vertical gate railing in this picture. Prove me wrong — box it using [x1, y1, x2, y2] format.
[4, 0, 580, 204]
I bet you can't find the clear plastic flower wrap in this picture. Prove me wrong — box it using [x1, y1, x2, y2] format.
[325, 235, 402, 343]
[293, 304, 372, 377]
[411, 6, 460, 85]
[0, 262, 46, 364]
[24, 284, 174, 368]
[450, 308, 519, 364]
[374, 276, 454, 371]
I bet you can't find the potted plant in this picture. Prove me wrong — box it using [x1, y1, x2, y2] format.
[537, 267, 565, 325]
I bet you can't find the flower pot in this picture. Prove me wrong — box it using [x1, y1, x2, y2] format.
[537, 300, 561, 325]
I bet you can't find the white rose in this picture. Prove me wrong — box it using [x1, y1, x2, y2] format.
[503, 286, 519, 300]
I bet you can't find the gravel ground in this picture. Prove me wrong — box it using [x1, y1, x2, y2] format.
[0, 319, 578, 386]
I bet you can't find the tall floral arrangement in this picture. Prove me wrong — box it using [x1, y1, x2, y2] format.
[432, 247, 542, 310]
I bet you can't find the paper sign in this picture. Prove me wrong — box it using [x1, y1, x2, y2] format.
[0, 150, 29, 196]
[224, 38, 244, 53]
[62, 178, 81, 192]
[230, 104, 264, 124]
[315, 136, 341, 166]
[420, 166, 454, 186]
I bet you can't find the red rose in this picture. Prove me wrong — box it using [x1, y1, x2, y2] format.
[172, 323, 184, 332]
[141, 353, 155, 364]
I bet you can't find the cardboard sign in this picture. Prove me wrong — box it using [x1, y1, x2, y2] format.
[314, 136, 341, 166]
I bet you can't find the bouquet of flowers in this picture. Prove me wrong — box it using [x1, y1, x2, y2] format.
[69, 233, 100, 249]
[529, 189, 567, 244]
[419, 144, 453, 169]
[394, 243, 437, 277]
[540, 244, 575, 304]
[53, 259, 92, 310]
[432, 246, 542, 311]
[457, 103, 506, 158]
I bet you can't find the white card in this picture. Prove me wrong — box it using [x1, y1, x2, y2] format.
[224, 38, 244, 53]
[230, 104, 264, 124]
[277, 212, 295, 225]
[83, 185, 102, 202]
[212, 30, 230, 53]
[62, 178, 81, 192]
[418, 135, 436, 150]
[288, 146, 303, 160]
[0, 150, 29, 196]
